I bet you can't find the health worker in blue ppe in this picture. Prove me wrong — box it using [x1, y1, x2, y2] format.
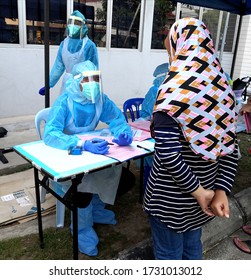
[39, 10, 99, 96]
[139, 63, 169, 120]
[137, 63, 169, 190]
[43, 60, 133, 256]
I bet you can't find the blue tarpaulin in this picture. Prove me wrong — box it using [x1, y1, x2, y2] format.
[172, 0, 251, 15]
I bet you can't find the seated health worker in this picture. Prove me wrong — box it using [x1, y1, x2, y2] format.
[39, 10, 99, 95]
[43, 60, 133, 256]
[143, 18, 239, 260]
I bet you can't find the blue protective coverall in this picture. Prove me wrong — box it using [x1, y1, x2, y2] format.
[44, 61, 132, 256]
[40, 10, 99, 95]
[140, 63, 169, 120]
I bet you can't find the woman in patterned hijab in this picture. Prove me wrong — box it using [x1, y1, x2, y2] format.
[144, 18, 238, 260]
[155, 17, 236, 161]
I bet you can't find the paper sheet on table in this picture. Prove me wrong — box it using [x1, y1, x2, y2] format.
[78, 134, 151, 161]
[132, 129, 151, 141]
[78, 127, 151, 143]
[128, 120, 151, 132]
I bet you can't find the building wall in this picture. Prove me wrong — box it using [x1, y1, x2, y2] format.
[1, 10, 250, 118]
[234, 15, 251, 81]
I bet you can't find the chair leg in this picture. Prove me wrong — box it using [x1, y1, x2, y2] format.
[56, 200, 65, 228]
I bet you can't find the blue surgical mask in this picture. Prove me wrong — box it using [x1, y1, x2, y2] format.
[81, 81, 100, 103]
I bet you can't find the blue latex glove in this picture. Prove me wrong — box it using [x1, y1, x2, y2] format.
[83, 138, 109, 154]
[112, 132, 132, 146]
[39, 86, 45, 96]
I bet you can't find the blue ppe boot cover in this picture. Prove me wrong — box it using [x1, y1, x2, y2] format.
[70, 202, 99, 256]
[92, 194, 117, 225]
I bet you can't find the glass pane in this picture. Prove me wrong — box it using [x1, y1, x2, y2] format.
[151, 0, 175, 49]
[74, 0, 107, 47]
[202, 9, 222, 48]
[223, 13, 237, 52]
[180, 4, 200, 18]
[111, 0, 141, 49]
[26, 0, 67, 45]
[0, 0, 19, 44]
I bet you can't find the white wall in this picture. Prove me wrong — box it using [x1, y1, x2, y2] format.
[233, 15, 251, 80]
[0, 44, 168, 118]
[1, 15, 250, 119]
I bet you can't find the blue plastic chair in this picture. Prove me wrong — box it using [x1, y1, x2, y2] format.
[35, 107, 66, 228]
[123, 98, 144, 122]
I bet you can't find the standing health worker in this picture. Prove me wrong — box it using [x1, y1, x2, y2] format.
[39, 10, 99, 95]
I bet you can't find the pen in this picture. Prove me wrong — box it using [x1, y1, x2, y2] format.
[137, 145, 152, 152]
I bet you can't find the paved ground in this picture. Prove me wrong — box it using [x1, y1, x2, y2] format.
[1, 115, 251, 260]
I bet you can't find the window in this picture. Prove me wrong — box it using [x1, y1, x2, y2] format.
[26, 0, 67, 45]
[151, 0, 175, 49]
[74, 0, 107, 47]
[111, 0, 141, 49]
[179, 4, 237, 54]
[0, 0, 19, 44]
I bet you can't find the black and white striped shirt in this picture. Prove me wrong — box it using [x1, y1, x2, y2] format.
[143, 112, 238, 232]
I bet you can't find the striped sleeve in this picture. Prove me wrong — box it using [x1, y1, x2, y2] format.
[153, 112, 200, 194]
[214, 142, 239, 194]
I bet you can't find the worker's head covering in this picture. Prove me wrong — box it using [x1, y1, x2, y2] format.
[153, 63, 169, 87]
[154, 18, 237, 161]
[66, 60, 103, 105]
[66, 10, 88, 39]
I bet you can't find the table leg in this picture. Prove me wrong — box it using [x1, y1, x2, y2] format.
[139, 157, 144, 204]
[34, 168, 44, 248]
[72, 188, 78, 260]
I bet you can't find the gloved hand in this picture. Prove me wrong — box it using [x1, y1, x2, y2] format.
[112, 132, 132, 146]
[83, 138, 109, 154]
[39, 86, 45, 96]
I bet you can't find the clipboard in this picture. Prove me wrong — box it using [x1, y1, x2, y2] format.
[244, 112, 251, 133]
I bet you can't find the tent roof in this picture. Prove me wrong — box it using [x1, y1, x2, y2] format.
[172, 0, 251, 16]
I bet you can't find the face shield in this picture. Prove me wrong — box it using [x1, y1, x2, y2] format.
[74, 70, 102, 104]
[67, 15, 85, 39]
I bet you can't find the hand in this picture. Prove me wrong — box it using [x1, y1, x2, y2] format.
[112, 132, 132, 146]
[210, 189, 230, 218]
[239, 103, 251, 115]
[191, 186, 215, 216]
[39, 86, 45, 96]
[83, 138, 109, 155]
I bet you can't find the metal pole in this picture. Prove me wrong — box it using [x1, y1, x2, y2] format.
[219, 12, 230, 63]
[44, 0, 50, 108]
[230, 15, 242, 78]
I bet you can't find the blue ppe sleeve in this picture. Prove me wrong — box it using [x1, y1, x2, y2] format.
[43, 95, 80, 150]
[49, 41, 65, 88]
[140, 85, 158, 120]
[83, 39, 99, 68]
[100, 94, 133, 139]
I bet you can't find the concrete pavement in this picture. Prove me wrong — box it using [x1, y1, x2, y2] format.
[1, 115, 251, 260]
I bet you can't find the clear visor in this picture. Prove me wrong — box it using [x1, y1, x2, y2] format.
[67, 16, 85, 27]
[75, 71, 102, 103]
